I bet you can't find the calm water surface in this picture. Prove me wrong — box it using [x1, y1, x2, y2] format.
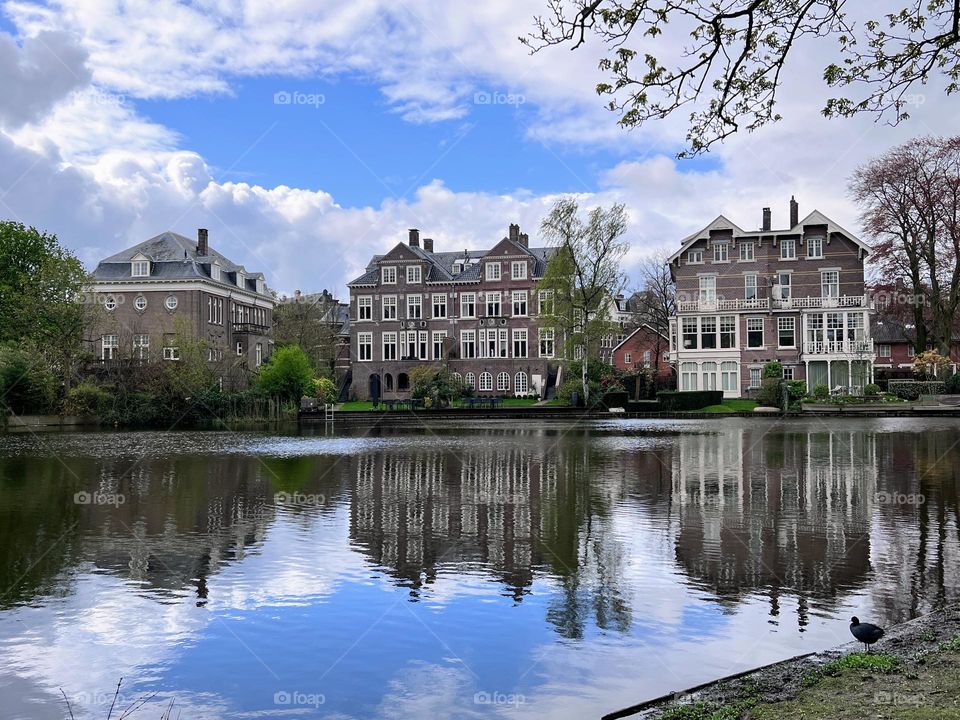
[0, 418, 958, 719]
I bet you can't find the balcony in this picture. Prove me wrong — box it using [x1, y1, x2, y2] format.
[677, 295, 870, 313]
[677, 298, 769, 312]
[773, 295, 870, 310]
[802, 340, 874, 356]
[233, 322, 268, 335]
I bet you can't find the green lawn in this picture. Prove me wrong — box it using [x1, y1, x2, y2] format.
[336, 398, 543, 412]
[698, 399, 758, 413]
[337, 401, 377, 412]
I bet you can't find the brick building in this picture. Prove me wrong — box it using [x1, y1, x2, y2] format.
[347, 225, 556, 400]
[873, 321, 960, 378]
[611, 323, 672, 382]
[87, 229, 275, 388]
[668, 199, 875, 397]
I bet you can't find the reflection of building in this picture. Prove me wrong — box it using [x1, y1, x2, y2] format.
[671, 427, 878, 620]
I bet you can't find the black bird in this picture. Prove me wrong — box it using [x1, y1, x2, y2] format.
[850, 616, 885, 653]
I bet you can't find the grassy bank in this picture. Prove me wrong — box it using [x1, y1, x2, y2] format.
[613, 605, 960, 720]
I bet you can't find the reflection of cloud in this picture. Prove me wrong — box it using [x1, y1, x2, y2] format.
[374, 661, 485, 720]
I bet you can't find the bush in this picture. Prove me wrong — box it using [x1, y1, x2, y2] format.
[558, 377, 602, 406]
[656, 390, 723, 411]
[312, 377, 338, 403]
[410, 365, 465, 408]
[945, 373, 960, 394]
[812, 384, 830, 400]
[787, 380, 807, 402]
[255, 345, 315, 402]
[0, 344, 57, 415]
[600, 391, 629, 409]
[63, 382, 111, 416]
[763, 361, 784, 379]
[888, 380, 946, 400]
[756, 378, 783, 408]
[864, 383, 881, 396]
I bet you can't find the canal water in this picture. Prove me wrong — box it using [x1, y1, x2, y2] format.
[0, 418, 957, 719]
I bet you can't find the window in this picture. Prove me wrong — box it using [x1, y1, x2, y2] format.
[512, 290, 527, 316]
[778, 272, 792, 300]
[452, 372, 463, 385]
[485, 262, 501, 281]
[682, 317, 698, 349]
[497, 372, 510, 391]
[101, 335, 118, 360]
[207, 297, 223, 325]
[721, 362, 738, 392]
[720, 315, 736, 348]
[538, 290, 554, 315]
[739, 242, 754, 261]
[165, 295, 178, 311]
[406, 265, 421, 283]
[699, 275, 716, 303]
[878, 343, 891, 358]
[848, 312, 865, 343]
[806, 237, 823, 258]
[133, 334, 149, 360]
[481, 329, 495, 358]
[713, 243, 729, 262]
[479, 372, 493, 391]
[406, 294, 422, 319]
[780, 238, 796, 259]
[821, 270, 839, 298]
[382, 332, 398, 360]
[211, 263, 220, 282]
[432, 294, 446, 318]
[747, 318, 764, 348]
[236, 342, 243, 356]
[256, 343, 263, 366]
[486, 291, 501, 317]
[418, 331, 428, 359]
[749, 368, 762, 388]
[432, 331, 447, 360]
[382, 266, 397, 284]
[382, 296, 397, 320]
[680, 362, 698, 391]
[498, 328, 508, 358]
[687, 249, 703, 264]
[131, 260, 149, 277]
[625, 352, 632, 365]
[783, 367, 794, 381]
[404, 331, 416, 359]
[702, 362, 718, 390]
[511, 261, 527, 280]
[460, 292, 476, 318]
[700, 317, 717, 349]
[515, 371, 528, 395]
[826, 313, 844, 342]
[539, 328, 555, 357]
[460, 330, 476, 359]
[778, 317, 796, 348]
[104, 295, 117, 311]
[513, 328, 528, 358]
[744, 273, 757, 300]
[163, 346, 180, 361]
[358, 296, 372, 321]
[642, 350, 652, 368]
[465, 372, 476, 389]
[134, 295, 147, 311]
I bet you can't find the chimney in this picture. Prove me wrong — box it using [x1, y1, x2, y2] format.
[518, 232, 529, 248]
[423, 238, 434, 252]
[197, 228, 208, 256]
[762, 208, 771, 232]
[790, 196, 799, 227]
[509, 223, 520, 242]
[408, 228, 420, 247]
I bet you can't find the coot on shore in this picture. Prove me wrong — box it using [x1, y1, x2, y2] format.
[849, 616, 885, 653]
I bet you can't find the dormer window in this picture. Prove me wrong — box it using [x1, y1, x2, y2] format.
[211, 263, 221, 282]
[256, 278, 265, 294]
[131, 260, 150, 277]
[406, 265, 422, 283]
[236, 271, 245, 287]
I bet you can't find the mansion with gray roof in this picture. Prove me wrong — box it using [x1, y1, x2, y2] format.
[87, 229, 275, 388]
[347, 225, 557, 400]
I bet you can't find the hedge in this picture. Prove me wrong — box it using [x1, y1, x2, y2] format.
[600, 391, 630, 409]
[656, 390, 724, 411]
[888, 380, 946, 400]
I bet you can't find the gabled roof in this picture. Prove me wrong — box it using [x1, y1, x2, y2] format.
[612, 323, 669, 353]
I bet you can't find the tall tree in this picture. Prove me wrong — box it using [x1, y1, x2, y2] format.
[273, 290, 343, 376]
[632, 252, 675, 334]
[524, 1, 960, 156]
[538, 198, 629, 405]
[851, 136, 960, 355]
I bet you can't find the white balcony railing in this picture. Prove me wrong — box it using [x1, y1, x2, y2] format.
[677, 295, 870, 313]
[802, 340, 874, 356]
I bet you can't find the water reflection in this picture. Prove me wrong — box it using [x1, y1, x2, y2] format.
[0, 420, 957, 719]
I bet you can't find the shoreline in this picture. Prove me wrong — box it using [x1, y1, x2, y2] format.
[604, 603, 960, 719]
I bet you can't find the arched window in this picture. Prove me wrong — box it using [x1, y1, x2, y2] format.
[479, 372, 493, 391]
[497, 372, 510, 391]
[397, 373, 410, 391]
[452, 372, 463, 385]
[384, 373, 394, 391]
[515, 371, 528, 395]
[464, 372, 476, 389]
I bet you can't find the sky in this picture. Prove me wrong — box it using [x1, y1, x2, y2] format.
[0, 1, 957, 297]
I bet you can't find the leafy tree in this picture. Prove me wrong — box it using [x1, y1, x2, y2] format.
[851, 136, 960, 356]
[524, 1, 960, 156]
[0, 343, 57, 415]
[409, 365, 467, 408]
[912, 349, 952, 378]
[255, 345, 315, 402]
[272, 290, 343, 376]
[537, 198, 629, 405]
[312, 377, 338, 403]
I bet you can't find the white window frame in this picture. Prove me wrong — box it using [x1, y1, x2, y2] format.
[460, 292, 476, 318]
[538, 290, 554, 315]
[514, 371, 528, 395]
[821, 270, 840, 298]
[513, 328, 528, 358]
[713, 242, 729, 263]
[878, 343, 891, 358]
[432, 330, 447, 360]
[131, 260, 150, 277]
[539, 328, 555, 358]
[382, 295, 398, 320]
[511, 261, 528, 280]
[806, 236, 824, 259]
[485, 262, 501, 281]
[749, 367, 762, 388]
[777, 317, 796, 348]
[780, 238, 796, 260]
[739, 242, 754, 261]
[381, 266, 397, 284]
[406, 265, 421, 283]
[479, 372, 493, 391]
[460, 330, 476, 359]
[358, 296, 372, 321]
[747, 317, 764, 348]
[512, 290, 527, 317]
[432, 293, 447, 319]
[744, 273, 757, 300]
[406, 294, 422, 319]
[687, 249, 704, 264]
[101, 334, 118, 360]
[486, 291, 501, 317]
[497, 372, 510, 391]
[133, 334, 149, 360]
[382, 332, 398, 361]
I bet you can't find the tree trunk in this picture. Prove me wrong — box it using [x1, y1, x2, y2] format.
[581, 347, 589, 406]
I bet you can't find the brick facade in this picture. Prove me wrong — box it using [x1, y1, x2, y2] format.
[611, 324, 672, 382]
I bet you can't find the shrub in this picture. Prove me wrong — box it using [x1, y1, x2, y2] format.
[763, 361, 784, 379]
[888, 380, 946, 400]
[864, 383, 881, 396]
[558, 378, 602, 406]
[656, 390, 723, 411]
[786, 380, 807, 402]
[312, 376, 338, 403]
[600, 391, 629, 409]
[945, 373, 960, 394]
[63, 383, 112, 416]
[812, 384, 830, 400]
[756, 378, 783, 408]
[255, 345, 315, 402]
[0, 344, 57, 415]
[410, 365, 465, 408]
